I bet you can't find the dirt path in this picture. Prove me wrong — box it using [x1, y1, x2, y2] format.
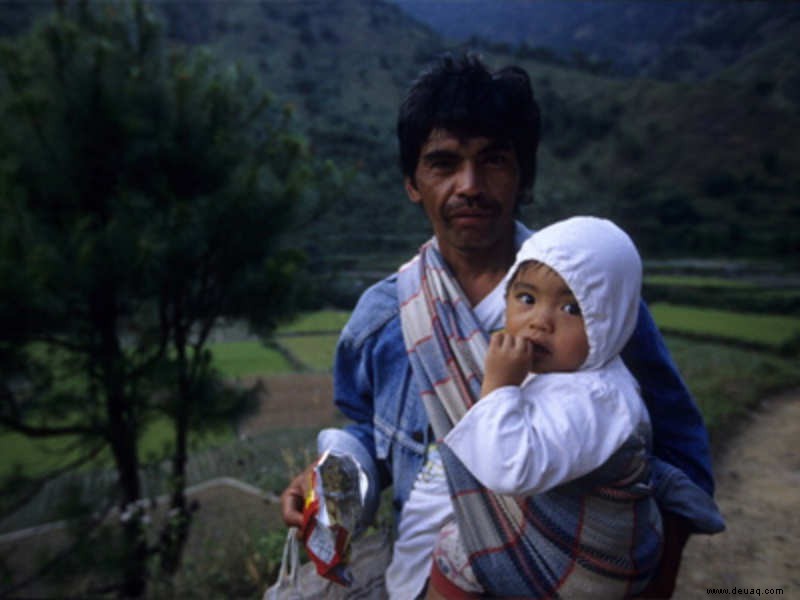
[674, 389, 800, 599]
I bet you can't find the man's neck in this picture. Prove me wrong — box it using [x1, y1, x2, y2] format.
[439, 241, 516, 306]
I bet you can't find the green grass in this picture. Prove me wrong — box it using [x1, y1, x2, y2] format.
[0, 410, 244, 477]
[0, 311, 349, 479]
[277, 309, 350, 334]
[209, 340, 292, 378]
[645, 274, 758, 289]
[277, 334, 340, 372]
[137, 417, 233, 464]
[1, 341, 292, 477]
[208, 309, 351, 375]
[650, 303, 800, 347]
[0, 341, 293, 479]
[0, 432, 82, 478]
[1, 414, 237, 480]
[666, 336, 800, 434]
[5, 306, 799, 489]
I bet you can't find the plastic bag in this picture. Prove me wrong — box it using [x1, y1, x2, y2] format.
[263, 527, 303, 600]
[263, 527, 392, 600]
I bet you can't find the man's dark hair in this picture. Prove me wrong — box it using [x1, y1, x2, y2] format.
[397, 53, 541, 204]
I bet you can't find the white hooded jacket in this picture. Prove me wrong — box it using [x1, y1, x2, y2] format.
[444, 216, 652, 495]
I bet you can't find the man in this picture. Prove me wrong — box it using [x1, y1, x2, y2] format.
[281, 54, 716, 598]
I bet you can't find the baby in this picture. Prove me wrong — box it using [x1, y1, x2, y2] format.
[431, 216, 663, 597]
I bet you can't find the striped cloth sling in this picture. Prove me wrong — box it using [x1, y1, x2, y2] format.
[397, 240, 661, 598]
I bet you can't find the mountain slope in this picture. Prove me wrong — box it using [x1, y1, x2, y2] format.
[2, 1, 798, 271]
[392, 0, 800, 80]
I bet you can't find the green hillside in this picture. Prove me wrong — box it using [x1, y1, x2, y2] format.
[3, 1, 798, 279]
[180, 2, 800, 266]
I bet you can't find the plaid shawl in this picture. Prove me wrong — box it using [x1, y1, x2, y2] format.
[398, 240, 660, 598]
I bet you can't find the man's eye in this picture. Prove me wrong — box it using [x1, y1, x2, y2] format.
[427, 158, 456, 171]
[563, 302, 582, 316]
[484, 153, 508, 166]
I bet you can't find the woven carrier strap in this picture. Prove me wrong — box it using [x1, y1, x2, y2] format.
[398, 241, 658, 598]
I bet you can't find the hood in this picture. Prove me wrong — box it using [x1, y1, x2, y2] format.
[508, 216, 642, 371]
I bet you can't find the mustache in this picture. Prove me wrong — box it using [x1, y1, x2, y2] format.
[443, 195, 502, 218]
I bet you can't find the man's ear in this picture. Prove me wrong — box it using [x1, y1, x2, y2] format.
[404, 176, 422, 205]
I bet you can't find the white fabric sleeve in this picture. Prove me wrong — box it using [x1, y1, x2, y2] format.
[442, 373, 641, 495]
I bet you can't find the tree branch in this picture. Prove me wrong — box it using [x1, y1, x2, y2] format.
[0, 415, 97, 438]
[0, 440, 107, 518]
[29, 333, 91, 355]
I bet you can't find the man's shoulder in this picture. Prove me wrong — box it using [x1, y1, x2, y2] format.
[342, 274, 401, 347]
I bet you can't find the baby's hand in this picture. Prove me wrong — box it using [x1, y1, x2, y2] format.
[480, 332, 533, 398]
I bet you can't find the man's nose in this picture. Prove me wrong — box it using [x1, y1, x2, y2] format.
[455, 162, 480, 197]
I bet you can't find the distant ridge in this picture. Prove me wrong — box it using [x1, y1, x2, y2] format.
[1, 0, 798, 277]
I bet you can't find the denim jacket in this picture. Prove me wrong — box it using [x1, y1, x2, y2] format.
[318, 243, 722, 534]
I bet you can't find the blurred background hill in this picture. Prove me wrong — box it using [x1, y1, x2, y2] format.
[394, 0, 800, 81]
[4, 0, 798, 306]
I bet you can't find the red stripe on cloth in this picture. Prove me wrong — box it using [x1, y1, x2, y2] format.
[552, 496, 583, 590]
[429, 559, 483, 599]
[406, 334, 434, 354]
[516, 497, 632, 580]
[399, 287, 423, 308]
[624, 501, 637, 598]
[433, 374, 454, 388]
[465, 499, 526, 559]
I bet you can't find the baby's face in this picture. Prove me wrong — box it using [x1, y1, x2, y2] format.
[505, 263, 589, 373]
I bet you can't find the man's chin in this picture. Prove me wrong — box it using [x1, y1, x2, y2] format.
[448, 219, 501, 242]
[452, 230, 499, 251]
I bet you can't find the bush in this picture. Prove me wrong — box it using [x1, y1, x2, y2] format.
[703, 171, 742, 197]
[779, 332, 800, 357]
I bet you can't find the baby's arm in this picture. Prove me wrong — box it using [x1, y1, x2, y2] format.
[447, 367, 641, 495]
[480, 332, 533, 397]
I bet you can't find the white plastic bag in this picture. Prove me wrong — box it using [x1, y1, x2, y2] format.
[263, 527, 303, 600]
[263, 527, 392, 600]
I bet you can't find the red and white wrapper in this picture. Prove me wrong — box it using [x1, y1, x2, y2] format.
[300, 449, 368, 586]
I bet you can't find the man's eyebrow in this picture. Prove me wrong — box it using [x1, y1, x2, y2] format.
[420, 149, 459, 163]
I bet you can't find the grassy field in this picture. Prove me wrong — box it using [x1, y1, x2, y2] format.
[0, 312, 349, 479]
[277, 334, 341, 372]
[3, 304, 800, 597]
[0, 341, 291, 479]
[4, 303, 800, 480]
[650, 303, 800, 348]
[211, 340, 292, 377]
[278, 310, 350, 334]
[213, 309, 349, 376]
[645, 274, 758, 289]
[665, 336, 800, 433]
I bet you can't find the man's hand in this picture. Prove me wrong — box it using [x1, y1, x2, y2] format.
[480, 332, 533, 398]
[279, 462, 315, 530]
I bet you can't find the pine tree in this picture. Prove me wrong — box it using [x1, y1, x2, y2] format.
[0, 1, 337, 595]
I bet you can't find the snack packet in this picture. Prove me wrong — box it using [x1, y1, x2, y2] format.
[300, 449, 368, 586]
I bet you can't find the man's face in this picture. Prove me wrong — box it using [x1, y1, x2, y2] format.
[405, 129, 520, 256]
[505, 263, 589, 374]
